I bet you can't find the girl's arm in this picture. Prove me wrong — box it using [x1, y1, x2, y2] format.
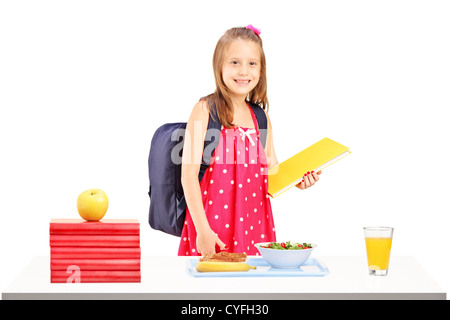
[181, 100, 227, 255]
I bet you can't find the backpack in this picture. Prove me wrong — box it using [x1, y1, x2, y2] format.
[148, 102, 268, 236]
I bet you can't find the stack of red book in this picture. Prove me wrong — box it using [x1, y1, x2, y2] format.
[50, 219, 141, 283]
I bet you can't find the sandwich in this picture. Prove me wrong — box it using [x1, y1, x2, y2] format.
[196, 252, 255, 272]
[199, 251, 247, 262]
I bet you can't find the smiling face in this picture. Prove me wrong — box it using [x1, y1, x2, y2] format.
[209, 27, 268, 128]
[221, 39, 261, 101]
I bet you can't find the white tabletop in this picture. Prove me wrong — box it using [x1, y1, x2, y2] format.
[2, 256, 446, 300]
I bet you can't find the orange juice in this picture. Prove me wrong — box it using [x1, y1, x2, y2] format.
[365, 237, 392, 270]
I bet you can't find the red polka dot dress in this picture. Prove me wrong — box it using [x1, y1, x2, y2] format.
[178, 105, 276, 256]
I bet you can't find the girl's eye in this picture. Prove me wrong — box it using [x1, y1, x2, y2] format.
[232, 61, 239, 65]
[250, 62, 257, 66]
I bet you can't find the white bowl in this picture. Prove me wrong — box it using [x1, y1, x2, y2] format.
[254, 242, 316, 268]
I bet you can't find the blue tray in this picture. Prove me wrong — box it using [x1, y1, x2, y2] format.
[187, 256, 329, 277]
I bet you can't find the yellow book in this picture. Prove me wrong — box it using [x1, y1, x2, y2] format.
[268, 137, 351, 198]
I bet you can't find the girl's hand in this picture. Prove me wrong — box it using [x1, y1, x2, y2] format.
[196, 227, 228, 255]
[296, 170, 322, 190]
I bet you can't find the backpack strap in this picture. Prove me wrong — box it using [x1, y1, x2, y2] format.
[248, 102, 268, 148]
[203, 102, 221, 159]
[199, 102, 221, 180]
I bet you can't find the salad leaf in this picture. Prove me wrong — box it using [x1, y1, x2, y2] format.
[261, 241, 312, 250]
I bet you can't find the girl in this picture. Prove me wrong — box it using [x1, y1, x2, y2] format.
[178, 25, 321, 256]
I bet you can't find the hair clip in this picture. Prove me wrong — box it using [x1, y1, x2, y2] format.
[246, 24, 261, 36]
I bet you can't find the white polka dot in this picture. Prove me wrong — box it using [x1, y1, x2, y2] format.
[225, 224, 230, 228]
[250, 159, 255, 164]
[209, 200, 213, 205]
[245, 230, 248, 235]
[254, 208, 257, 213]
[231, 180, 234, 184]
[223, 169, 227, 174]
[252, 193, 256, 197]
[234, 241, 238, 245]
[240, 217, 244, 222]
[214, 215, 219, 219]
[204, 191, 207, 195]
[261, 234, 265, 238]
[210, 167, 213, 172]
[244, 163, 248, 167]
[210, 179, 214, 184]
[245, 197, 247, 201]
[238, 183, 243, 188]
[250, 226, 254, 230]
[215, 156, 220, 161]
[247, 178, 251, 183]
[226, 148, 229, 152]
[192, 248, 196, 252]
[219, 189, 223, 194]
[224, 204, 228, 209]
[255, 173, 259, 178]
[183, 237, 187, 241]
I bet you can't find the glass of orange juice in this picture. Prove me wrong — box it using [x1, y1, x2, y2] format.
[364, 227, 393, 276]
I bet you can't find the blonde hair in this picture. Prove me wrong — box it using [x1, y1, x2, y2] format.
[204, 27, 268, 128]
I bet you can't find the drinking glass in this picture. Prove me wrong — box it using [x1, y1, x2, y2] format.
[364, 226, 394, 276]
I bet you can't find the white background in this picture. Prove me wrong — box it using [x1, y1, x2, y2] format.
[1, 0, 449, 297]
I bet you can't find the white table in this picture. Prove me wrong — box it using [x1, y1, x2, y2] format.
[2, 256, 446, 300]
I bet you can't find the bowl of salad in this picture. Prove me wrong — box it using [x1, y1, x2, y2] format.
[254, 241, 316, 268]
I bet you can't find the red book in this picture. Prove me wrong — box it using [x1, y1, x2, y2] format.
[50, 234, 140, 247]
[51, 247, 141, 259]
[51, 270, 141, 283]
[50, 219, 140, 235]
[50, 258, 141, 271]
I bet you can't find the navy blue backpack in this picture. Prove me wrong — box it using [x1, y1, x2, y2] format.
[148, 102, 267, 237]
